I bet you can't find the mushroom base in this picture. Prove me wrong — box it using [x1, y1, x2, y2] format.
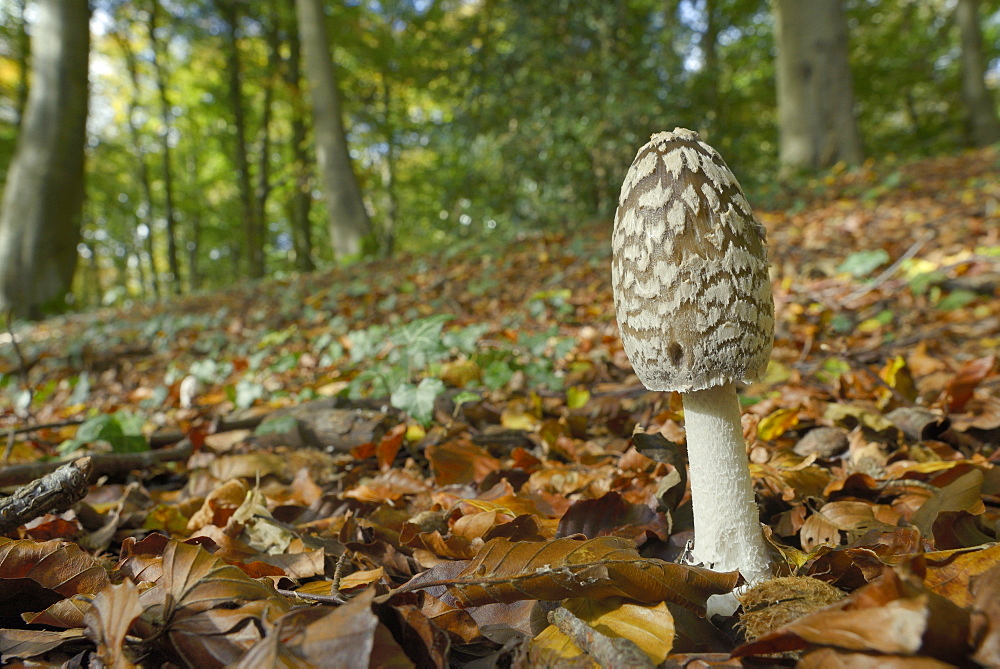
[682, 382, 772, 584]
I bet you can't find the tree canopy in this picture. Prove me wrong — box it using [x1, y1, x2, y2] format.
[0, 0, 997, 308]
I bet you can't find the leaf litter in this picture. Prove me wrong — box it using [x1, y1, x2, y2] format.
[0, 148, 999, 666]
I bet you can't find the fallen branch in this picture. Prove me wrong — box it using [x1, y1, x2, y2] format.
[0, 439, 192, 488]
[0, 457, 93, 534]
[842, 231, 934, 306]
[0, 419, 86, 441]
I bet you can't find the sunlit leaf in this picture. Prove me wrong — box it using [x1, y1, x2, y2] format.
[403, 536, 738, 614]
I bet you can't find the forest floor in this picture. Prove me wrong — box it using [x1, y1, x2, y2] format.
[1, 146, 999, 667]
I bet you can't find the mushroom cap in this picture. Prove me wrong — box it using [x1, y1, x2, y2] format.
[611, 128, 774, 393]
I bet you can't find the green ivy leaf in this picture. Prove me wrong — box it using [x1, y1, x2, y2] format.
[838, 249, 890, 278]
[391, 377, 445, 426]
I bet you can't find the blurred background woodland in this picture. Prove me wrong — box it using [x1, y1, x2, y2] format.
[0, 0, 998, 317]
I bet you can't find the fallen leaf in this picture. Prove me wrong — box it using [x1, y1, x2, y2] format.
[83, 579, 143, 669]
[402, 536, 738, 615]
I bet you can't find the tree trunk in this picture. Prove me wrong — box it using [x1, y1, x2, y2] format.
[220, 0, 265, 279]
[148, 0, 182, 293]
[284, 2, 316, 271]
[295, 0, 373, 260]
[774, 0, 863, 170]
[114, 28, 161, 299]
[956, 0, 1000, 147]
[379, 72, 397, 257]
[254, 7, 280, 252]
[0, 0, 90, 317]
[12, 0, 29, 127]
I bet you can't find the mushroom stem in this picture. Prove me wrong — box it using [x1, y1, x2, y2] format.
[681, 382, 771, 584]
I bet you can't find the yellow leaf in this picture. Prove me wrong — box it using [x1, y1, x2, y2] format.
[565, 597, 674, 664]
[500, 410, 539, 430]
[440, 359, 481, 388]
[567, 386, 590, 410]
[405, 423, 426, 442]
[339, 567, 385, 591]
[142, 504, 190, 534]
[530, 624, 592, 665]
[878, 355, 917, 406]
[857, 317, 884, 333]
[758, 408, 799, 441]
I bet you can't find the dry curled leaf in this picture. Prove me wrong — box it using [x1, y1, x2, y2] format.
[84, 579, 143, 669]
[0, 537, 110, 598]
[402, 536, 738, 615]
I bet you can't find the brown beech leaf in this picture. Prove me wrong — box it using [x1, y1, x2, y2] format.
[910, 468, 985, 539]
[556, 491, 669, 542]
[166, 600, 281, 668]
[134, 539, 289, 626]
[798, 647, 955, 668]
[0, 628, 88, 663]
[0, 537, 110, 598]
[84, 580, 143, 669]
[971, 563, 1000, 666]
[923, 543, 1000, 608]
[402, 536, 738, 615]
[426, 439, 501, 486]
[22, 594, 93, 628]
[233, 589, 412, 668]
[734, 568, 971, 663]
[945, 355, 996, 413]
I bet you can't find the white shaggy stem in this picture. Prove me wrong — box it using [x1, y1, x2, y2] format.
[682, 382, 771, 584]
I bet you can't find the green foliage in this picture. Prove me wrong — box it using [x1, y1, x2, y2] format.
[936, 289, 978, 311]
[254, 415, 300, 436]
[2, 0, 993, 308]
[391, 377, 445, 426]
[838, 249, 891, 278]
[59, 412, 149, 455]
[345, 315, 479, 421]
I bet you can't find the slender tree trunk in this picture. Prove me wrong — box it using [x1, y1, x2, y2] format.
[254, 8, 280, 247]
[114, 30, 161, 299]
[183, 115, 203, 291]
[0, 0, 90, 316]
[285, 6, 316, 271]
[956, 0, 1000, 146]
[296, 0, 373, 260]
[220, 0, 265, 279]
[701, 0, 721, 132]
[774, 0, 863, 170]
[380, 73, 397, 257]
[12, 0, 29, 127]
[148, 0, 182, 293]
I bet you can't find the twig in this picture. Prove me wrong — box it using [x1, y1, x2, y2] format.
[2, 431, 12, 470]
[0, 457, 93, 534]
[3, 309, 33, 411]
[3, 310, 35, 466]
[547, 606, 654, 668]
[0, 439, 192, 488]
[275, 587, 348, 605]
[842, 231, 934, 306]
[0, 419, 86, 441]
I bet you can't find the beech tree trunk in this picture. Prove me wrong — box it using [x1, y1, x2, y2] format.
[220, 0, 265, 279]
[774, 0, 863, 170]
[148, 0, 182, 293]
[0, 0, 90, 316]
[296, 0, 373, 260]
[115, 28, 161, 299]
[956, 0, 1000, 147]
[284, 1, 316, 271]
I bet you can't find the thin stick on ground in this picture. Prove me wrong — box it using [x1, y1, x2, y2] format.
[0, 457, 93, 534]
[0, 438, 192, 488]
[842, 231, 934, 306]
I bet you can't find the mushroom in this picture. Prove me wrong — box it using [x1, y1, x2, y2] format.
[611, 128, 774, 586]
